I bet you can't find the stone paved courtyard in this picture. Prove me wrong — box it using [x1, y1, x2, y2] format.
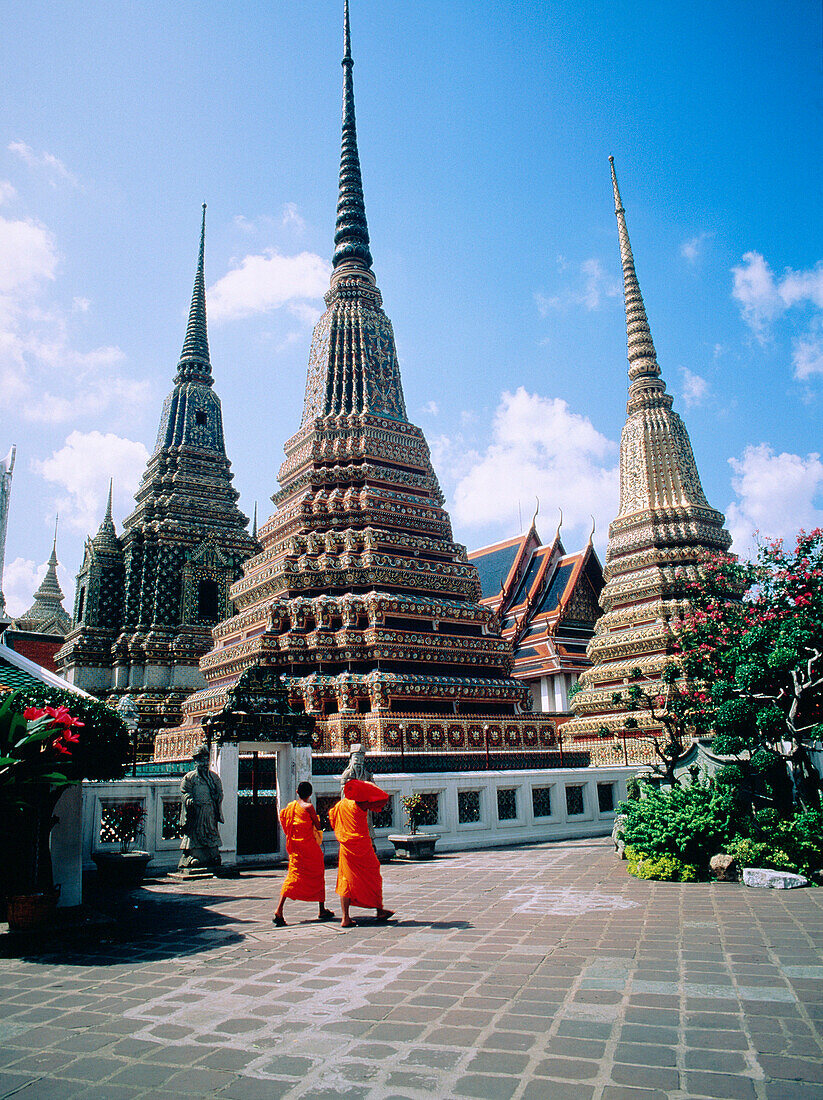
[1, 838, 823, 1099]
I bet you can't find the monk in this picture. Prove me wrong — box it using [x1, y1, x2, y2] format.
[329, 778, 395, 928]
[273, 781, 334, 926]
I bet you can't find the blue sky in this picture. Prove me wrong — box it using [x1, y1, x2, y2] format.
[1, 0, 821, 616]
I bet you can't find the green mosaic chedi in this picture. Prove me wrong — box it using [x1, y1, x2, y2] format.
[160, 1, 562, 763]
[56, 208, 258, 736]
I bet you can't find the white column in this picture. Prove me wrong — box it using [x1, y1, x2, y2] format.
[295, 745, 312, 788]
[274, 744, 295, 859]
[214, 742, 239, 868]
[51, 784, 83, 907]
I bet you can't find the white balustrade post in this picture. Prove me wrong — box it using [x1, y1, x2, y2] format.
[214, 742, 239, 868]
[51, 784, 83, 907]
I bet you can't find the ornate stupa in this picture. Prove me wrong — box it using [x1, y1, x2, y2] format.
[567, 158, 731, 737]
[11, 519, 72, 637]
[56, 208, 257, 739]
[158, 2, 556, 762]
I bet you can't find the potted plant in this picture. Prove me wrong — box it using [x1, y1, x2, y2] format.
[92, 801, 152, 887]
[388, 794, 440, 860]
[0, 684, 130, 929]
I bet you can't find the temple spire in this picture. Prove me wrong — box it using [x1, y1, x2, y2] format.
[332, 0, 373, 275]
[92, 479, 120, 552]
[177, 203, 211, 381]
[35, 516, 64, 603]
[609, 157, 665, 407]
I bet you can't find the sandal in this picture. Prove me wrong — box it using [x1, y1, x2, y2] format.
[318, 908, 335, 921]
[272, 914, 287, 927]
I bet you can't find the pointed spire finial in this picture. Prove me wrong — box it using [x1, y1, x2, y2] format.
[252, 501, 258, 541]
[51, 514, 59, 561]
[177, 204, 212, 381]
[609, 157, 666, 406]
[105, 479, 113, 522]
[333, 0, 373, 275]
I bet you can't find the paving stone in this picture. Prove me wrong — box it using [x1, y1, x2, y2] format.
[218, 1078, 295, 1100]
[683, 1070, 758, 1098]
[105, 1062, 182, 1088]
[453, 1073, 520, 1099]
[759, 1054, 823, 1083]
[533, 1055, 600, 1080]
[522, 1082, 595, 1100]
[609, 1062, 681, 1091]
[601, 1088, 668, 1100]
[385, 1070, 439, 1089]
[466, 1051, 530, 1074]
[612, 1042, 677, 1068]
[482, 1031, 537, 1052]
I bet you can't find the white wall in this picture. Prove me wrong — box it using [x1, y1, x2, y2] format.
[312, 765, 631, 855]
[82, 764, 634, 872]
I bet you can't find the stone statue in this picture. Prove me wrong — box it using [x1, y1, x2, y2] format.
[341, 744, 378, 842]
[179, 745, 224, 874]
[340, 743, 373, 795]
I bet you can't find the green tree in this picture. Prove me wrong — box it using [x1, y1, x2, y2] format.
[609, 663, 697, 787]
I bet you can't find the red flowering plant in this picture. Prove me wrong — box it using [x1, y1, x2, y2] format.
[0, 693, 83, 805]
[0, 686, 129, 899]
[673, 529, 823, 811]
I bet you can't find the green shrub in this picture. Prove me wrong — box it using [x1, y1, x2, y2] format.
[626, 846, 699, 882]
[729, 808, 823, 877]
[727, 837, 797, 873]
[620, 780, 738, 867]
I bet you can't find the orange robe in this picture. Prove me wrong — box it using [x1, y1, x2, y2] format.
[279, 801, 326, 902]
[329, 798, 383, 909]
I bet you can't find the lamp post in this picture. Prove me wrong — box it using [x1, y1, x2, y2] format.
[116, 694, 139, 776]
[399, 723, 405, 769]
[483, 723, 489, 771]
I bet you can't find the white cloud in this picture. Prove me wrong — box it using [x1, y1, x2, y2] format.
[34, 431, 149, 533]
[281, 202, 306, 232]
[793, 331, 823, 381]
[0, 211, 146, 424]
[8, 141, 79, 188]
[288, 301, 322, 328]
[680, 232, 713, 263]
[2, 555, 71, 618]
[725, 443, 823, 557]
[0, 214, 58, 293]
[732, 251, 823, 341]
[422, 400, 439, 416]
[446, 388, 618, 543]
[536, 257, 620, 314]
[208, 249, 330, 322]
[679, 367, 709, 409]
[0, 181, 17, 206]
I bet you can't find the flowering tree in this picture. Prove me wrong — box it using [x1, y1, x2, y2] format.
[674, 529, 823, 809]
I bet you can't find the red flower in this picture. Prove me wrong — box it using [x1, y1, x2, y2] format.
[23, 706, 48, 721]
[44, 705, 84, 728]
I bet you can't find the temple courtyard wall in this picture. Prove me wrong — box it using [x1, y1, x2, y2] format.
[79, 764, 634, 874]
